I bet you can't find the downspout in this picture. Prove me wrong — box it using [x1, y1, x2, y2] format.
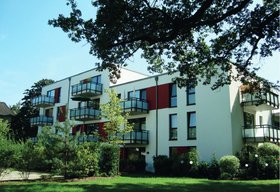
[67, 77, 71, 119]
[155, 76, 159, 156]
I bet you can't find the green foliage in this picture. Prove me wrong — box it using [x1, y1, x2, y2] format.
[0, 120, 16, 176]
[11, 79, 54, 140]
[99, 143, 120, 176]
[13, 140, 41, 180]
[258, 142, 280, 157]
[256, 143, 280, 179]
[100, 89, 133, 143]
[49, 0, 279, 89]
[220, 155, 240, 179]
[207, 154, 220, 179]
[153, 155, 172, 176]
[120, 159, 146, 173]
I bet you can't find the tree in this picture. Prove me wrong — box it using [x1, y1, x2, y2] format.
[49, 0, 279, 89]
[100, 89, 133, 143]
[11, 79, 54, 140]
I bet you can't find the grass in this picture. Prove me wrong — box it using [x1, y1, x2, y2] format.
[0, 176, 279, 192]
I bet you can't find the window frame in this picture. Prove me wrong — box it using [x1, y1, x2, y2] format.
[169, 114, 178, 140]
[187, 111, 196, 140]
[170, 83, 177, 107]
[186, 86, 196, 105]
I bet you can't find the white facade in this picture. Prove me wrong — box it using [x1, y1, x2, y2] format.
[31, 67, 280, 172]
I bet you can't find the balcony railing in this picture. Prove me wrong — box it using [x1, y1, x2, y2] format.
[71, 82, 103, 101]
[243, 124, 280, 143]
[32, 95, 54, 108]
[70, 107, 101, 121]
[30, 116, 53, 126]
[76, 135, 99, 144]
[117, 130, 149, 145]
[241, 90, 279, 109]
[121, 98, 149, 115]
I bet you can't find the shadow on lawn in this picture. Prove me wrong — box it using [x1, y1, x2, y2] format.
[0, 180, 278, 192]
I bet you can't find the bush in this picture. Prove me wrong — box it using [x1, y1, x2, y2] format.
[120, 159, 146, 173]
[153, 155, 172, 176]
[219, 155, 240, 179]
[99, 143, 120, 176]
[236, 144, 258, 179]
[258, 143, 280, 157]
[207, 155, 220, 179]
[196, 161, 209, 178]
[257, 143, 280, 179]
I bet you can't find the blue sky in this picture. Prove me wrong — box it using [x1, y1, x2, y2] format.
[0, 0, 279, 106]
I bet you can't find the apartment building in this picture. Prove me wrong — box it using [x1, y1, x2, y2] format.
[31, 68, 279, 172]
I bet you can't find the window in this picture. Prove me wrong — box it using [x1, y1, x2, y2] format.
[85, 123, 99, 135]
[92, 75, 101, 84]
[187, 86, 196, 105]
[244, 112, 255, 128]
[259, 116, 263, 126]
[170, 84, 177, 107]
[169, 114, 177, 140]
[187, 112, 196, 139]
[48, 88, 61, 103]
[169, 146, 195, 159]
[128, 118, 146, 131]
[87, 98, 100, 109]
[128, 89, 146, 100]
[57, 105, 66, 122]
[45, 108, 53, 117]
[117, 93, 121, 99]
[47, 90, 55, 97]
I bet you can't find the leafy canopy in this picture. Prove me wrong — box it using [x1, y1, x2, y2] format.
[49, 0, 279, 89]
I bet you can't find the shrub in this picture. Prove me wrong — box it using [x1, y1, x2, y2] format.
[120, 159, 146, 173]
[99, 143, 120, 176]
[196, 161, 209, 178]
[257, 143, 280, 179]
[153, 155, 172, 176]
[207, 155, 220, 179]
[219, 155, 240, 179]
[236, 144, 258, 179]
[258, 143, 280, 157]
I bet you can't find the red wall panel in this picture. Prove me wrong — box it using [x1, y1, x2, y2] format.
[146, 86, 156, 110]
[158, 83, 170, 109]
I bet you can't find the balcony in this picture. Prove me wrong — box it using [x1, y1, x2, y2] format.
[32, 95, 54, 108]
[70, 107, 101, 121]
[121, 98, 149, 115]
[117, 130, 149, 145]
[30, 116, 53, 126]
[243, 125, 280, 144]
[76, 135, 99, 144]
[241, 89, 279, 110]
[71, 82, 103, 101]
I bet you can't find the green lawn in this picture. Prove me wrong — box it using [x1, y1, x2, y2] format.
[0, 176, 279, 192]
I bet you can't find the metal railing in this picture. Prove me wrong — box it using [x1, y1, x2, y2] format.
[241, 91, 279, 109]
[71, 82, 103, 97]
[117, 130, 149, 144]
[243, 124, 280, 143]
[30, 116, 53, 126]
[120, 98, 149, 114]
[31, 95, 54, 107]
[70, 107, 101, 120]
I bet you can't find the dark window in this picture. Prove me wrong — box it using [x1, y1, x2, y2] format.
[187, 112, 196, 140]
[128, 89, 146, 100]
[45, 108, 53, 117]
[169, 146, 196, 159]
[85, 123, 99, 135]
[170, 84, 177, 107]
[117, 93, 121, 99]
[57, 105, 66, 122]
[169, 114, 177, 140]
[244, 112, 255, 128]
[87, 98, 100, 109]
[92, 75, 101, 84]
[47, 90, 55, 97]
[128, 118, 146, 131]
[187, 86, 196, 105]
